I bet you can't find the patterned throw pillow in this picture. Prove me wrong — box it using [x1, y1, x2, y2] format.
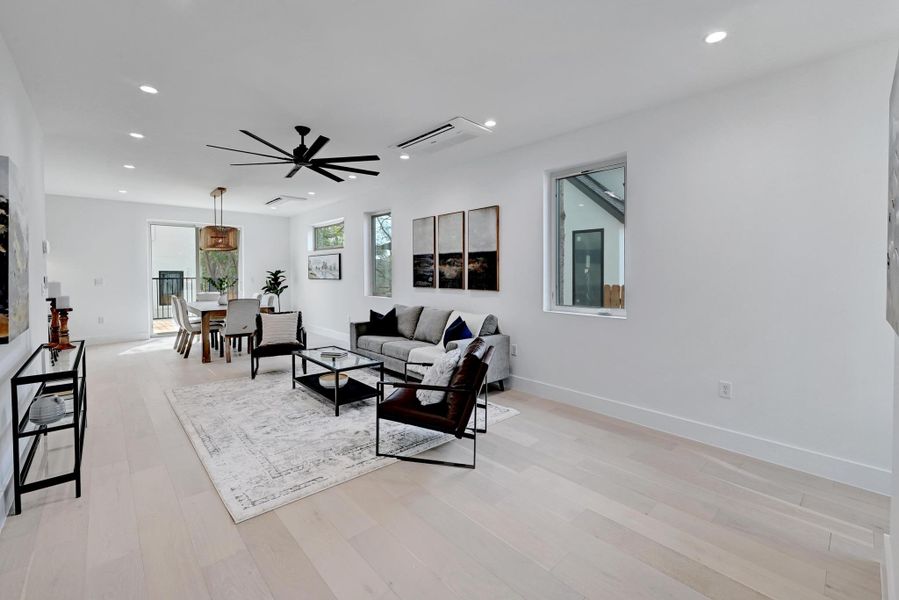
[416, 349, 461, 405]
[259, 312, 300, 346]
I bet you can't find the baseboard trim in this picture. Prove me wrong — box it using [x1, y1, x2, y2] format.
[510, 374, 891, 494]
[83, 332, 149, 346]
[885, 534, 896, 600]
[305, 325, 350, 346]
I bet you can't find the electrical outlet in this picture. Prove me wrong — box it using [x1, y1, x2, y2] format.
[94, 277, 104, 286]
[718, 380, 733, 399]
[97, 316, 104, 324]
[510, 344, 518, 357]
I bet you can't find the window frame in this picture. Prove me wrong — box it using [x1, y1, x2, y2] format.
[368, 211, 392, 298]
[545, 157, 627, 318]
[312, 219, 345, 251]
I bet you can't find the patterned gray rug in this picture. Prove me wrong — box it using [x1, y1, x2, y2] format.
[167, 367, 518, 522]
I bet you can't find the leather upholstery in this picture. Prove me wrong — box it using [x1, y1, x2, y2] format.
[446, 338, 487, 422]
[378, 387, 456, 434]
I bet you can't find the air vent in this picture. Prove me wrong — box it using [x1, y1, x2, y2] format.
[393, 117, 492, 155]
[266, 195, 306, 209]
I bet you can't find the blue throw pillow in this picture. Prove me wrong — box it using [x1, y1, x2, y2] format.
[442, 316, 472, 347]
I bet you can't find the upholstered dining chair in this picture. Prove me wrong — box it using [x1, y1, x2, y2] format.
[175, 295, 222, 359]
[222, 298, 260, 363]
[375, 340, 494, 468]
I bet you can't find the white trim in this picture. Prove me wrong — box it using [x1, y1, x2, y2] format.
[885, 534, 896, 600]
[305, 324, 350, 346]
[510, 373, 891, 494]
[83, 332, 150, 346]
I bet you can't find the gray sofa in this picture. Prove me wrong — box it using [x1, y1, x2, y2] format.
[350, 304, 510, 387]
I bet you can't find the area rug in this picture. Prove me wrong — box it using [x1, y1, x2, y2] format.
[167, 367, 518, 522]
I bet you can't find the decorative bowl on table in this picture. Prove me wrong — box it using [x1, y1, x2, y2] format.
[319, 373, 349, 389]
[29, 395, 66, 425]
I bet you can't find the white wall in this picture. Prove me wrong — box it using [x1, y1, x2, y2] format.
[290, 41, 898, 492]
[46, 195, 291, 343]
[150, 224, 197, 279]
[0, 33, 47, 525]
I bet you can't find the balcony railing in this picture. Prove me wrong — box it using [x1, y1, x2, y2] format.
[151, 276, 204, 319]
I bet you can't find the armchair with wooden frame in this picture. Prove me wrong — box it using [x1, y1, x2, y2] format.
[375, 340, 493, 469]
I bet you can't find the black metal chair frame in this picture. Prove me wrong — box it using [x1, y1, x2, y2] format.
[375, 348, 493, 469]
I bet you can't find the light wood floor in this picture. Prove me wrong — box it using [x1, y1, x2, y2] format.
[0, 336, 888, 600]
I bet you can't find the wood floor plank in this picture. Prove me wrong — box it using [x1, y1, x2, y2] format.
[0, 336, 886, 600]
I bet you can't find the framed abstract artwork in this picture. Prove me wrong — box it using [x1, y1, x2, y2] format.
[467, 205, 499, 291]
[0, 156, 28, 344]
[412, 216, 436, 288]
[437, 211, 465, 289]
[308, 253, 342, 280]
[888, 53, 899, 334]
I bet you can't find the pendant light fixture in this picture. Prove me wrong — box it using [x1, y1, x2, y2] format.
[199, 186, 239, 251]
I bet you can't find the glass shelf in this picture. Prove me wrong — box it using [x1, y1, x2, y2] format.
[12, 341, 86, 384]
[18, 391, 81, 437]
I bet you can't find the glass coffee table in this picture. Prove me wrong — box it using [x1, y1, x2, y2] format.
[292, 346, 384, 416]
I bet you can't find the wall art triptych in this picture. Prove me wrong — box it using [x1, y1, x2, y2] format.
[0, 156, 29, 344]
[412, 205, 499, 292]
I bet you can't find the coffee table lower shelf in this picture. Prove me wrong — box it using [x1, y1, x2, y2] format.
[293, 373, 381, 416]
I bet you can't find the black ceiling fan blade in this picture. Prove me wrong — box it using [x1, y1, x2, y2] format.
[312, 154, 380, 163]
[230, 161, 295, 166]
[308, 165, 344, 182]
[318, 164, 380, 176]
[285, 165, 302, 178]
[207, 144, 287, 161]
[303, 135, 330, 161]
[239, 130, 293, 157]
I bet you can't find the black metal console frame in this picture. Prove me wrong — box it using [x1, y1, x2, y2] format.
[10, 341, 87, 515]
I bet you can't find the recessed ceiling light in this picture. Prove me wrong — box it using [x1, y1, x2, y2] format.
[705, 31, 727, 44]
[399, 153, 410, 160]
[139, 84, 158, 94]
[270, 206, 277, 210]
[123, 164, 135, 169]
[308, 191, 316, 196]
[118, 189, 128, 194]
[484, 119, 497, 128]
[129, 132, 144, 139]
[348, 175, 357, 179]
[578, 203, 584, 207]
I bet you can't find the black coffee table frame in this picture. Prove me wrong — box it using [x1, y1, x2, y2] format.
[292, 347, 384, 416]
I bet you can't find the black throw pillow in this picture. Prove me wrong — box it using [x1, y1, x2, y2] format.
[369, 308, 397, 336]
[442, 316, 473, 348]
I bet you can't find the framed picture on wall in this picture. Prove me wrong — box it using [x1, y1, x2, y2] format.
[412, 216, 436, 288]
[0, 155, 28, 344]
[308, 253, 342, 280]
[467, 205, 499, 291]
[437, 211, 465, 289]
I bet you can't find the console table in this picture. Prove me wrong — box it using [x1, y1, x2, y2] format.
[10, 341, 87, 514]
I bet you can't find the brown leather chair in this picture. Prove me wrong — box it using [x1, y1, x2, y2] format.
[375, 339, 494, 469]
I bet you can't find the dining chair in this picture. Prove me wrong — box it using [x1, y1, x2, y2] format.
[176, 296, 222, 359]
[222, 298, 260, 363]
[171, 295, 186, 353]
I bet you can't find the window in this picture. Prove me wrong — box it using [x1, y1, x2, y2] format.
[370, 212, 392, 297]
[313, 221, 344, 251]
[549, 160, 626, 315]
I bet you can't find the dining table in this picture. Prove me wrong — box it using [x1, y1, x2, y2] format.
[186, 301, 273, 363]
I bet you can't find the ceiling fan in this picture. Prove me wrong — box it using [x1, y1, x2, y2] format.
[207, 126, 380, 182]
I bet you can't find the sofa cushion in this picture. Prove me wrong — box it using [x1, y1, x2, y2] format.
[369, 308, 398, 336]
[357, 335, 404, 354]
[394, 305, 423, 339]
[480, 314, 498, 335]
[442, 316, 472, 348]
[439, 311, 488, 349]
[381, 339, 432, 361]
[406, 344, 447, 377]
[413, 308, 453, 344]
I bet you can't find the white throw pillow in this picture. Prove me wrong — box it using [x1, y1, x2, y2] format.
[259, 312, 299, 346]
[416, 349, 461, 405]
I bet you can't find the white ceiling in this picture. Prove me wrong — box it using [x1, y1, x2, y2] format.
[1, 0, 898, 215]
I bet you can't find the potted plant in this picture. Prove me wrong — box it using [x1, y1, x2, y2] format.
[205, 275, 238, 305]
[262, 269, 288, 311]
